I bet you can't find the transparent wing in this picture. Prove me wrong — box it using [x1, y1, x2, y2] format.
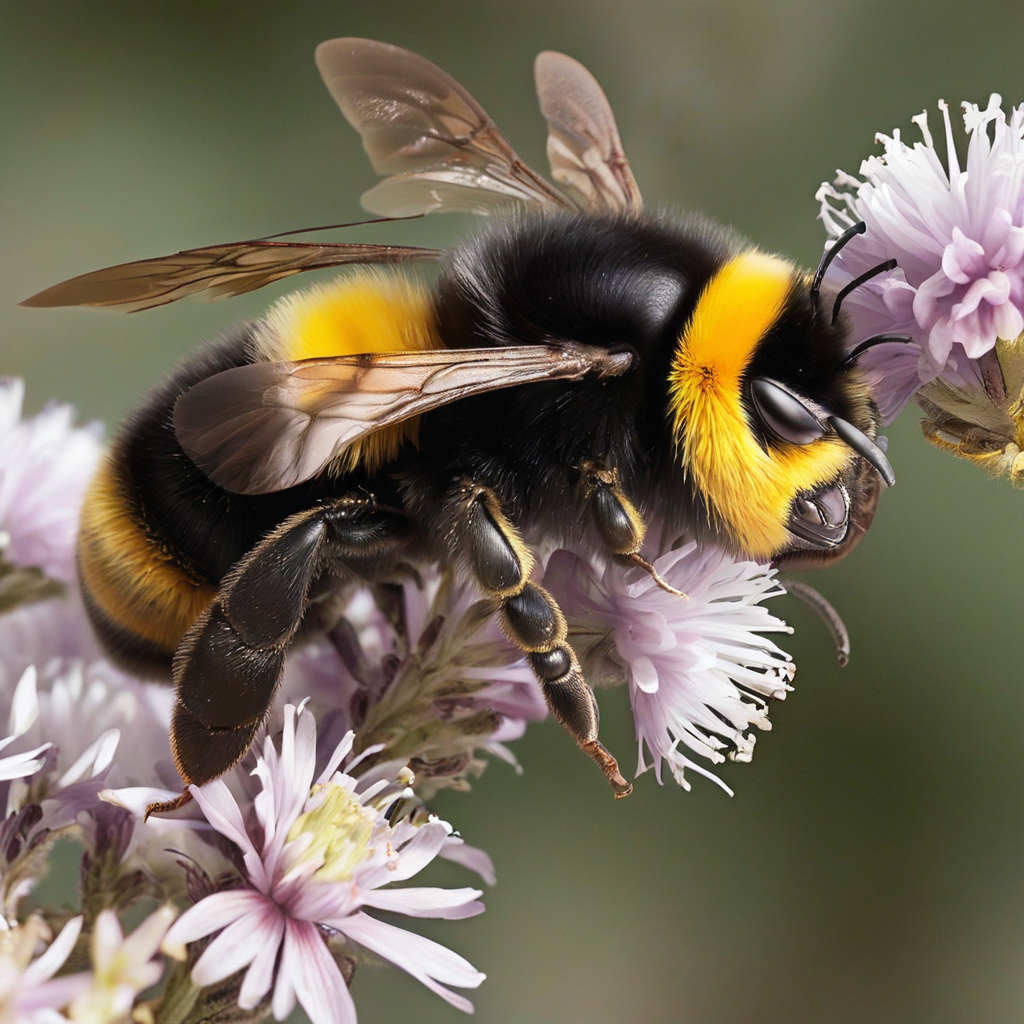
[174, 344, 633, 494]
[315, 37, 574, 216]
[20, 240, 440, 313]
[534, 51, 642, 215]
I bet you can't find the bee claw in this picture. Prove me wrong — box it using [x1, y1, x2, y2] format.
[582, 740, 633, 797]
[144, 789, 193, 821]
[624, 553, 688, 599]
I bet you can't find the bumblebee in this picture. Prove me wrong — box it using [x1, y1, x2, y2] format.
[23, 38, 897, 810]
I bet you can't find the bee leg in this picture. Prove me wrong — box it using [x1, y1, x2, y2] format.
[152, 495, 407, 817]
[452, 481, 632, 797]
[581, 462, 687, 598]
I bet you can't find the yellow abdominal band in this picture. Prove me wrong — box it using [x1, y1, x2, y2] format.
[253, 270, 444, 473]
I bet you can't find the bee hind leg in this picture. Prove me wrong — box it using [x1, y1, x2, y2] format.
[149, 495, 408, 818]
[450, 479, 632, 797]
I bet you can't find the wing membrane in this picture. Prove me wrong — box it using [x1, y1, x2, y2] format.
[174, 344, 632, 494]
[534, 51, 642, 215]
[20, 240, 440, 313]
[315, 37, 573, 216]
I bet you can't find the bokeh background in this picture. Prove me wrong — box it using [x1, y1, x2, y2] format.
[4, 2, 1024, 1022]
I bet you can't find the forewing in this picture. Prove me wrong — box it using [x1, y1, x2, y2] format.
[20, 240, 440, 313]
[315, 37, 573, 216]
[534, 51, 643, 215]
[174, 344, 632, 495]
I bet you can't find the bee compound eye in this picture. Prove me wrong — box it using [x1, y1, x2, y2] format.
[749, 378, 825, 446]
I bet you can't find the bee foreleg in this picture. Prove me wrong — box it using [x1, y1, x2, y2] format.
[157, 495, 407, 814]
[450, 480, 632, 798]
[580, 462, 687, 599]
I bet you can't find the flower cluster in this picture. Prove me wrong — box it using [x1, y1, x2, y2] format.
[818, 95, 1024, 480]
[0, 377, 802, 1022]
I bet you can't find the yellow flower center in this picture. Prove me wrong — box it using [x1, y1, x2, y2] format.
[287, 783, 378, 882]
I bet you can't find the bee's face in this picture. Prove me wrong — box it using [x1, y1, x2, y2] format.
[669, 251, 887, 561]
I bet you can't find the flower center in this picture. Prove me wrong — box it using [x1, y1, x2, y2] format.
[286, 782, 378, 882]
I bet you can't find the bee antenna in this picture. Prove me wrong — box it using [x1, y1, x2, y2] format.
[841, 333, 913, 368]
[831, 259, 898, 325]
[810, 221, 866, 309]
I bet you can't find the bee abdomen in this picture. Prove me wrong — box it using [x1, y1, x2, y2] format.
[77, 452, 217, 678]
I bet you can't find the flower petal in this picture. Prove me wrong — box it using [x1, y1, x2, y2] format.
[191, 905, 283, 988]
[339, 911, 483, 1012]
[238, 911, 286, 1010]
[279, 919, 357, 1024]
[359, 887, 485, 919]
[22, 917, 82, 986]
[163, 889, 268, 952]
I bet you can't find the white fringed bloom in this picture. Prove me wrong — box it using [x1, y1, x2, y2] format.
[0, 915, 91, 1022]
[818, 96, 1024, 421]
[0, 379, 102, 584]
[161, 703, 485, 1024]
[543, 545, 794, 792]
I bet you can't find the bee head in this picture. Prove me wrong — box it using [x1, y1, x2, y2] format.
[668, 249, 893, 561]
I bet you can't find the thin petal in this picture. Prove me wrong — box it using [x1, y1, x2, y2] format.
[0, 744, 50, 781]
[163, 890, 268, 952]
[22, 917, 82, 985]
[339, 912, 484, 1012]
[10, 665, 40, 737]
[238, 911, 286, 1009]
[387, 819, 452, 882]
[90, 909, 125, 974]
[359, 887, 484, 919]
[438, 839, 497, 886]
[191, 906, 282, 987]
[282, 919, 357, 1024]
[191, 782, 268, 891]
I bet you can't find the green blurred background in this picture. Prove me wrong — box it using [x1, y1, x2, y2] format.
[4, 2, 1024, 1021]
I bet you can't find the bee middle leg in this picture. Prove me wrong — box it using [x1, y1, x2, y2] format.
[151, 494, 407, 815]
[449, 480, 632, 798]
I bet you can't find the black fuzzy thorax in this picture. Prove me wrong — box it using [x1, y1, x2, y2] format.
[426, 211, 747, 543]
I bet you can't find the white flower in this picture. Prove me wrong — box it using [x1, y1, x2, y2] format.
[818, 96, 1024, 420]
[0, 915, 91, 1023]
[543, 546, 794, 792]
[0, 379, 103, 585]
[0, 658, 174, 921]
[0, 669, 50, 786]
[161, 704, 486, 1024]
[0, 595, 106, 688]
[2, 659, 173, 819]
[68, 906, 175, 1024]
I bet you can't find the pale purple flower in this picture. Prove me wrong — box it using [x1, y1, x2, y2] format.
[0, 915, 91, 1022]
[0, 656, 174, 920]
[279, 573, 545, 787]
[0, 379, 103, 584]
[0, 594, 106, 686]
[543, 546, 794, 792]
[818, 96, 1024, 420]
[161, 703, 485, 1024]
